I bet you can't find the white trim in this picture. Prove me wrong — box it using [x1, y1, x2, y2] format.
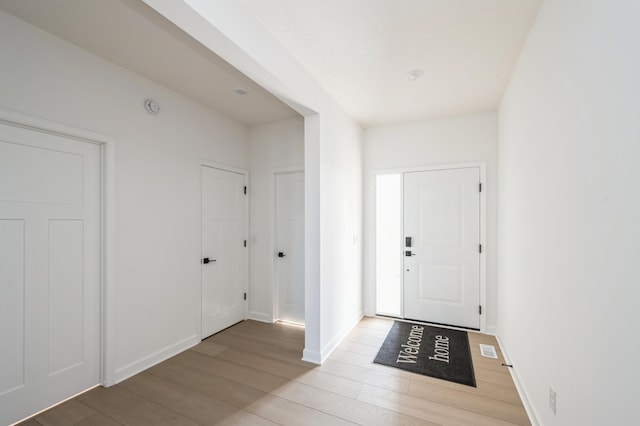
[0, 107, 117, 387]
[375, 161, 487, 175]
[10, 384, 101, 426]
[371, 161, 487, 333]
[113, 335, 199, 384]
[270, 167, 305, 325]
[101, 133, 117, 387]
[196, 159, 249, 340]
[478, 163, 487, 333]
[387, 316, 478, 333]
[302, 311, 363, 365]
[198, 159, 249, 177]
[495, 335, 540, 426]
[400, 174, 406, 318]
[316, 311, 363, 364]
[301, 348, 321, 365]
[247, 311, 273, 323]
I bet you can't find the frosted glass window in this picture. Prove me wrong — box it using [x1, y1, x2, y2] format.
[375, 174, 402, 317]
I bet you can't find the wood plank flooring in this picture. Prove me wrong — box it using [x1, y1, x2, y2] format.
[17, 317, 530, 426]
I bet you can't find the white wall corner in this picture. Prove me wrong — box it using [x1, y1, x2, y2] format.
[248, 311, 274, 323]
[319, 310, 364, 364]
[363, 306, 376, 317]
[495, 335, 540, 426]
[301, 348, 321, 365]
[485, 325, 497, 335]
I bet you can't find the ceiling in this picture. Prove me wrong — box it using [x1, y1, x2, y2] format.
[0, 0, 542, 128]
[240, 0, 542, 126]
[0, 0, 299, 127]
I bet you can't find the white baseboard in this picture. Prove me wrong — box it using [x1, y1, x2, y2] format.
[247, 311, 273, 323]
[495, 334, 540, 426]
[112, 335, 199, 384]
[301, 311, 364, 365]
[319, 310, 364, 364]
[301, 348, 321, 365]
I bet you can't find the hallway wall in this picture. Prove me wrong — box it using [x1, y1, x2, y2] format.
[0, 11, 249, 384]
[498, 0, 640, 424]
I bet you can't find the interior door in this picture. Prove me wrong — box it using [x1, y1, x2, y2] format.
[275, 171, 305, 325]
[0, 122, 101, 425]
[201, 165, 247, 338]
[403, 167, 481, 329]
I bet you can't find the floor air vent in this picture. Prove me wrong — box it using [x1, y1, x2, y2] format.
[479, 344, 498, 359]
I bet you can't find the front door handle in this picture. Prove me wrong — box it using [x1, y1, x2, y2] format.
[278, 252, 286, 258]
[405, 251, 416, 256]
[202, 257, 216, 264]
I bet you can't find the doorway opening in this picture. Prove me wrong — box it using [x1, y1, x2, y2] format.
[273, 170, 305, 326]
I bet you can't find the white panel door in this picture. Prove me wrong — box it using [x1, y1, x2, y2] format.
[275, 171, 305, 325]
[0, 122, 101, 425]
[403, 168, 480, 329]
[201, 166, 247, 338]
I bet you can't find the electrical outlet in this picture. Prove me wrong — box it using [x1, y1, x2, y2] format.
[549, 387, 557, 415]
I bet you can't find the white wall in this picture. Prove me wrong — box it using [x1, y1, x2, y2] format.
[0, 11, 249, 384]
[248, 117, 304, 322]
[364, 111, 498, 331]
[498, 1, 640, 424]
[144, 0, 365, 363]
[319, 112, 364, 357]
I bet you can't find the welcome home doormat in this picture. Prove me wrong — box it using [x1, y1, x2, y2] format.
[373, 321, 476, 387]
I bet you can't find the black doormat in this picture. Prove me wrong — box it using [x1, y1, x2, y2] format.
[373, 321, 476, 387]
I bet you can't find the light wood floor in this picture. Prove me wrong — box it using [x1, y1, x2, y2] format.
[18, 317, 530, 426]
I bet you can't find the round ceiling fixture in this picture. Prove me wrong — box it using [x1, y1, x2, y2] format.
[407, 69, 424, 81]
[144, 98, 160, 115]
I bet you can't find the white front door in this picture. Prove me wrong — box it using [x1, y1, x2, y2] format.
[274, 171, 305, 325]
[0, 122, 101, 425]
[201, 166, 247, 338]
[403, 167, 481, 329]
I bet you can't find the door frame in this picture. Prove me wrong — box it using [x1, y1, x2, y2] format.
[196, 159, 249, 339]
[0, 107, 116, 386]
[372, 162, 487, 332]
[270, 167, 305, 324]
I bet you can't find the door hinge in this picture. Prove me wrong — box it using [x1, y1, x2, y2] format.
[244, 186, 247, 195]
[244, 240, 247, 247]
[479, 305, 482, 315]
[479, 244, 482, 253]
[244, 292, 247, 301]
[479, 183, 482, 192]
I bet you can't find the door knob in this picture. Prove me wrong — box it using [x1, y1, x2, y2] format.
[202, 257, 216, 264]
[278, 252, 286, 258]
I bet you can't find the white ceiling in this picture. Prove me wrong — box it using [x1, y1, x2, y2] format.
[0, 0, 542, 128]
[0, 0, 299, 127]
[240, 0, 542, 127]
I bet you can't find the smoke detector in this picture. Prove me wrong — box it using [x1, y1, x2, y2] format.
[144, 98, 160, 115]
